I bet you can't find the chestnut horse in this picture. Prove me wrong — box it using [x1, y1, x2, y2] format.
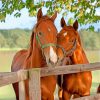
[57, 18, 92, 100]
[11, 9, 60, 100]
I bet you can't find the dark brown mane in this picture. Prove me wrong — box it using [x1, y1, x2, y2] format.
[26, 31, 34, 59]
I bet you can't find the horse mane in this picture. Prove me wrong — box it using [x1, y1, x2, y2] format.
[64, 26, 75, 31]
[26, 31, 34, 59]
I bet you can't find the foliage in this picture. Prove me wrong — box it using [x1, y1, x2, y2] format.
[0, 29, 31, 48]
[0, 33, 7, 47]
[80, 29, 100, 50]
[0, 0, 100, 25]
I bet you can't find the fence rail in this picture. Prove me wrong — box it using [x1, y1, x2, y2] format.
[41, 62, 100, 76]
[72, 93, 100, 100]
[0, 62, 100, 100]
[0, 70, 28, 87]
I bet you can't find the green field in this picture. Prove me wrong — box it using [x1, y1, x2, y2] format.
[0, 50, 100, 100]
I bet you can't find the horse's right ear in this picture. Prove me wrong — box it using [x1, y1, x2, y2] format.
[61, 17, 66, 28]
[73, 20, 78, 31]
[37, 8, 43, 21]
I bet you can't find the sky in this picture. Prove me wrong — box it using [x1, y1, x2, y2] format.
[0, 7, 64, 31]
[0, 4, 100, 31]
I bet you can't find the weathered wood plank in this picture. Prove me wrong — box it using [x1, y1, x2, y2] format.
[72, 93, 100, 100]
[29, 68, 41, 100]
[0, 62, 100, 87]
[0, 70, 28, 87]
[19, 81, 26, 100]
[0, 62, 100, 100]
[41, 62, 100, 77]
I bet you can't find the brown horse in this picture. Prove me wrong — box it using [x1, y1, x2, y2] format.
[11, 9, 59, 100]
[57, 18, 92, 100]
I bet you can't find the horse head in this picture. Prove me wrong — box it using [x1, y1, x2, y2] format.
[57, 17, 77, 63]
[28, 9, 59, 67]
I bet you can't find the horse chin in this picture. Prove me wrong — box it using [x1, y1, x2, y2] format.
[56, 58, 64, 66]
[46, 58, 63, 67]
[46, 58, 55, 67]
[46, 58, 56, 67]
[47, 62, 55, 68]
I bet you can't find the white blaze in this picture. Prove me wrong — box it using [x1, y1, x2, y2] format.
[63, 32, 68, 36]
[50, 46, 57, 64]
[48, 28, 51, 32]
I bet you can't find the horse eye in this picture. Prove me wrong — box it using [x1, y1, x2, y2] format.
[38, 32, 42, 36]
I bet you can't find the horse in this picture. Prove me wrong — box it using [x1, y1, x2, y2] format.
[11, 8, 60, 100]
[57, 17, 92, 100]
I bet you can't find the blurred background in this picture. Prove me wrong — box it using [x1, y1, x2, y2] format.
[0, 0, 100, 100]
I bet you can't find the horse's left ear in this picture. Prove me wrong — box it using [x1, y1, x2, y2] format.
[73, 20, 78, 31]
[37, 8, 43, 21]
[51, 12, 57, 22]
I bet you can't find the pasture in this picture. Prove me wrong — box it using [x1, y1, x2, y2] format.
[0, 50, 100, 100]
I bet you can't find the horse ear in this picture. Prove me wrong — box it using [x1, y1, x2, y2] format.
[51, 12, 57, 22]
[61, 17, 66, 28]
[37, 8, 43, 21]
[73, 20, 78, 31]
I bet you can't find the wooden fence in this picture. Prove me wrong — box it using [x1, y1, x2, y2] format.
[0, 62, 100, 100]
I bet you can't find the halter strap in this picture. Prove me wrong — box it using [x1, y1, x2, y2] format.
[36, 33, 76, 57]
[41, 43, 57, 49]
[36, 34, 57, 49]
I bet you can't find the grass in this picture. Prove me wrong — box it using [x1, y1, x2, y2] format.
[0, 51, 16, 100]
[0, 50, 100, 100]
[0, 48, 22, 51]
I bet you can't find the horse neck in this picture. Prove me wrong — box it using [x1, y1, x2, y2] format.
[75, 31, 82, 46]
[71, 41, 89, 64]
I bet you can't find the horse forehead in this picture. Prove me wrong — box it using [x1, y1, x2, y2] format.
[37, 21, 54, 29]
[65, 29, 76, 36]
[63, 32, 68, 36]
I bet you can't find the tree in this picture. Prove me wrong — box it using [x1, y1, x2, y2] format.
[80, 29, 100, 50]
[0, 0, 100, 25]
[0, 29, 31, 48]
[0, 33, 7, 48]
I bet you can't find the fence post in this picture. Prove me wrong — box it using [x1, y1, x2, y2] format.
[17, 70, 27, 100]
[19, 81, 25, 100]
[29, 68, 41, 100]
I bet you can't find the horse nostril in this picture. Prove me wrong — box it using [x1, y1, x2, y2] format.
[49, 58, 55, 65]
[57, 57, 59, 61]
[70, 39, 74, 43]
